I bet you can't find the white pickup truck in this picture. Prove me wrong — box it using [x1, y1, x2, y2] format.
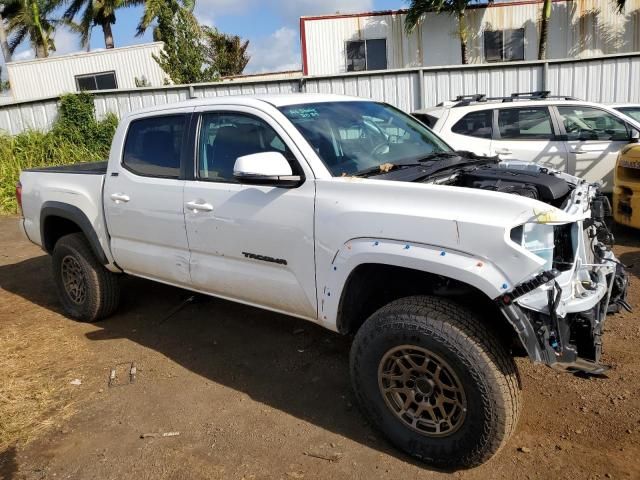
[17, 94, 629, 468]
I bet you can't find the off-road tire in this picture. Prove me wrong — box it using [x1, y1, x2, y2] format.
[52, 233, 120, 322]
[350, 295, 521, 469]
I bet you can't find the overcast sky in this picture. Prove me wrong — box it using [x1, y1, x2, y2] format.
[3, 0, 404, 74]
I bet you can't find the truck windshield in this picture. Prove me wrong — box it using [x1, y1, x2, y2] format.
[279, 101, 452, 176]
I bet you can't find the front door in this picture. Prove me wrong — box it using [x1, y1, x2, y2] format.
[183, 107, 317, 319]
[104, 110, 192, 286]
[555, 105, 633, 191]
[491, 106, 568, 172]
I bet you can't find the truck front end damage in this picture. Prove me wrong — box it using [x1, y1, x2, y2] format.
[496, 170, 630, 374]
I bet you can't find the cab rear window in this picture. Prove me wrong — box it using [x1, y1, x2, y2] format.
[122, 115, 186, 178]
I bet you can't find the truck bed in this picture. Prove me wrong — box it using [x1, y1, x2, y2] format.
[23, 161, 108, 175]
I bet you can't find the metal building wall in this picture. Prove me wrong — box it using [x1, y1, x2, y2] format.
[6, 42, 167, 102]
[301, 0, 640, 76]
[0, 53, 639, 136]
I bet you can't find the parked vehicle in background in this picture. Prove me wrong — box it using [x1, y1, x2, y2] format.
[610, 104, 640, 123]
[17, 94, 629, 468]
[413, 92, 640, 192]
[613, 143, 640, 229]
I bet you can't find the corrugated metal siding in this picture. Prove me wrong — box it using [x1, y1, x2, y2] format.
[303, 0, 640, 76]
[6, 43, 167, 101]
[0, 53, 639, 135]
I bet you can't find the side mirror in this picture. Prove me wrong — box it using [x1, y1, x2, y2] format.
[630, 129, 640, 144]
[233, 152, 302, 187]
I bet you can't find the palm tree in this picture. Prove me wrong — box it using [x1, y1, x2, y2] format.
[537, 0, 551, 59]
[613, 0, 627, 13]
[0, 4, 14, 62]
[405, 0, 479, 65]
[136, 0, 196, 37]
[4, 0, 57, 58]
[135, 0, 194, 37]
[63, 0, 140, 49]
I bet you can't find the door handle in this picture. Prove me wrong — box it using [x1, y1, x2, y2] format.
[185, 201, 213, 212]
[574, 149, 588, 154]
[495, 148, 512, 155]
[110, 193, 130, 203]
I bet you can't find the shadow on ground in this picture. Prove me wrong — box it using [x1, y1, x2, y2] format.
[0, 446, 17, 480]
[0, 255, 441, 472]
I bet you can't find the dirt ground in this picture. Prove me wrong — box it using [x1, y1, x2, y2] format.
[0, 216, 639, 480]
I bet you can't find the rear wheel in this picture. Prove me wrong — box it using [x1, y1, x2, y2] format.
[350, 296, 521, 469]
[52, 233, 120, 322]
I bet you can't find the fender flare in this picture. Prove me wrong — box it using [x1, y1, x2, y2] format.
[321, 237, 544, 362]
[40, 201, 109, 264]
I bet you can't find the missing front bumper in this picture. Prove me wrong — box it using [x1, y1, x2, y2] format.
[498, 263, 630, 375]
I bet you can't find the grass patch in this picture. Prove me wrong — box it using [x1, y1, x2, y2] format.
[0, 93, 117, 215]
[0, 318, 86, 451]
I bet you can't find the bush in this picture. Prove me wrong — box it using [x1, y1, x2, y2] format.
[0, 93, 118, 214]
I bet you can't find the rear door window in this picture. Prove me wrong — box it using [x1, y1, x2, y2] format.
[413, 113, 439, 128]
[557, 106, 629, 141]
[498, 107, 554, 140]
[122, 115, 186, 178]
[451, 110, 493, 139]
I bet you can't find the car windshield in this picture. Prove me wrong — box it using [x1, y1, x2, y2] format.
[616, 106, 640, 123]
[279, 101, 452, 176]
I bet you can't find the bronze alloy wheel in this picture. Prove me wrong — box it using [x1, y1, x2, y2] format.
[378, 345, 467, 437]
[61, 254, 87, 305]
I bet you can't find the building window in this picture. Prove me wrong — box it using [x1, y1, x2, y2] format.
[75, 71, 118, 92]
[484, 29, 525, 63]
[346, 39, 388, 72]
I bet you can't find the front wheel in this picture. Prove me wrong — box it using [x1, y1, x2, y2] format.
[350, 296, 521, 469]
[52, 233, 120, 322]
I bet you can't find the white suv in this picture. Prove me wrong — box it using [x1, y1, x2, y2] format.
[413, 92, 640, 192]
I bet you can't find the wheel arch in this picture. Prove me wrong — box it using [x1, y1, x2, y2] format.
[335, 263, 518, 350]
[41, 201, 109, 265]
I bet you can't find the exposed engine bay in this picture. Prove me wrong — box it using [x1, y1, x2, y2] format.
[390, 153, 632, 374]
[418, 154, 573, 208]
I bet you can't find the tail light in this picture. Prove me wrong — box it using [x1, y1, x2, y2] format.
[15, 181, 23, 216]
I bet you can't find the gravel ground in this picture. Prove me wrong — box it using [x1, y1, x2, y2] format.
[1, 216, 639, 480]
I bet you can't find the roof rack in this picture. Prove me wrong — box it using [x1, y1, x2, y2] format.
[446, 91, 582, 107]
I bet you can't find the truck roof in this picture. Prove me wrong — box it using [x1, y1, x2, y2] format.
[123, 93, 367, 118]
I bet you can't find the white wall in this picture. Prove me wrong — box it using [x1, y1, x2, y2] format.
[2, 53, 639, 136]
[6, 42, 167, 101]
[302, 0, 640, 76]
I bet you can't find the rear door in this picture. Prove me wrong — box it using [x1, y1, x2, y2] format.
[104, 109, 193, 286]
[441, 109, 494, 156]
[491, 106, 568, 172]
[182, 106, 317, 319]
[554, 105, 634, 191]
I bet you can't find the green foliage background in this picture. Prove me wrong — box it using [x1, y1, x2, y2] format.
[0, 93, 117, 214]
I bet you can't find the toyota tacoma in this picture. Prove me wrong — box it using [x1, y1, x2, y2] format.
[17, 94, 629, 468]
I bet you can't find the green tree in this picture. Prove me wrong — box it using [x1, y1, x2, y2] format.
[62, 0, 141, 49]
[4, 0, 57, 58]
[405, 0, 481, 65]
[152, 2, 207, 84]
[201, 26, 249, 77]
[135, 0, 194, 38]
